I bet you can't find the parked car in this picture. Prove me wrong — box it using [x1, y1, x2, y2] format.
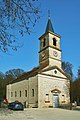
[8, 101, 24, 110]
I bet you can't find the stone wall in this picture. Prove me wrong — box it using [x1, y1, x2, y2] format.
[6, 75, 38, 108]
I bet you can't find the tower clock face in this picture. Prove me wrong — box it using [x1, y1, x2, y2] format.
[53, 51, 58, 57]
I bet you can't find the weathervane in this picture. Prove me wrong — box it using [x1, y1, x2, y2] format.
[48, 10, 50, 19]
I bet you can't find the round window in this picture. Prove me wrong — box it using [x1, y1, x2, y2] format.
[54, 70, 57, 74]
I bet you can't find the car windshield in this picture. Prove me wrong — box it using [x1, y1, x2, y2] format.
[11, 102, 16, 105]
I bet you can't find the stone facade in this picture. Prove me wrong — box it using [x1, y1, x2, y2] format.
[6, 17, 70, 108]
[7, 75, 38, 108]
[6, 67, 70, 108]
[38, 67, 70, 108]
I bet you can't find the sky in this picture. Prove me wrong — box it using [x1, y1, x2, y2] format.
[0, 0, 80, 77]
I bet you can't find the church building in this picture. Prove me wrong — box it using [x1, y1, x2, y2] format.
[6, 17, 70, 108]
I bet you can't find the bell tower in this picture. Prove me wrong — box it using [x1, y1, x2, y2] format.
[39, 17, 62, 68]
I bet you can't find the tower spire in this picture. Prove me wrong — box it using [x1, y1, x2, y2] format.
[45, 11, 54, 33]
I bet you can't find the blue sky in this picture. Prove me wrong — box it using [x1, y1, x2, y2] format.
[0, 0, 80, 77]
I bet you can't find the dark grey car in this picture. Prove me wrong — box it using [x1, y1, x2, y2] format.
[8, 101, 24, 110]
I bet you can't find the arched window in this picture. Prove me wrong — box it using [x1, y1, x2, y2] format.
[53, 38, 56, 46]
[20, 91, 21, 97]
[32, 89, 34, 97]
[25, 90, 27, 97]
[11, 92, 13, 97]
[15, 91, 17, 97]
[43, 38, 46, 47]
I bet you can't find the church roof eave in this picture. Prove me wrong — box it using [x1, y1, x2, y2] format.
[8, 64, 49, 84]
[39, 65, 71, 80]
[39, 31, 61, 40]
[9, 66, 39, 84]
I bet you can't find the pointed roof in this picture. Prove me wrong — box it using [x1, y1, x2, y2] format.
[39, 17, 61, 40]
[45, 17, 54, 33]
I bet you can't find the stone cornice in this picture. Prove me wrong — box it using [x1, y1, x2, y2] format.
[39, 45, 62, 53]
[39, 31, 61, 40]
[49, 56, 62, 62]
[39, 56, 62, 63]
[39, 72, 69, 80]
[40, 66, 70, 80]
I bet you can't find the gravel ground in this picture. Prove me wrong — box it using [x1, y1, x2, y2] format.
[0, 108, 80, 120]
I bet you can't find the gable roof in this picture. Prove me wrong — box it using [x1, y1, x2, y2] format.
[9, 66, 39, 84]
[39, 31, 61, 40]
[9, 65, 70, 84]
[9, 63, 48, 84]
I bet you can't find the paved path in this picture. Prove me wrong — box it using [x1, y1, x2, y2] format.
[0, 108, 80, 120]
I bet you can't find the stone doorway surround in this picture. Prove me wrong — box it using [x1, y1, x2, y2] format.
[51, 88, 61, 108]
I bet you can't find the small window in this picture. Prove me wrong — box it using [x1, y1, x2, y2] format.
[43, 38, 46, 47]
[45, 94, 49, 102]
[20, 91, 21, 97]
[46, 94, 49, 96]
[11, 92, 13, 97]
[62, 95, 65, 103]
[62, 95, 64, 96]
[32, 89, 34, 97]
[53, 38, 56, 46]
[25, 90, 27, 97]
[15, 91, 17, 97]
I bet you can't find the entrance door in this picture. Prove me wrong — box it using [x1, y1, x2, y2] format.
[53, 94, 59, 108]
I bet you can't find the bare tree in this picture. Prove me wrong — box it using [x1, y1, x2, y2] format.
[62, 61, 73, 79]
[0, 0, 40, 53]
[5, 68, 25, 78]
[78, 66, 80, 79]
